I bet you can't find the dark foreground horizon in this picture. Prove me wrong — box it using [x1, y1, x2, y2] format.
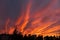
[0, 29, 60, 40]
[0, 34, 60, 40]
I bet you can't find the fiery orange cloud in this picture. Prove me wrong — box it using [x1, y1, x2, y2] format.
[0, 0, 60, 36]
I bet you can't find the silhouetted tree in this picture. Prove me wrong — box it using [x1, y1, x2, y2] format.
[0, 29, 60, 40]
[36, 35, 43, 40]
[44, 36, 49, 40]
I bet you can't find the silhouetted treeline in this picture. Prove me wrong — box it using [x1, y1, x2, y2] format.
[0, 29, 60, 40]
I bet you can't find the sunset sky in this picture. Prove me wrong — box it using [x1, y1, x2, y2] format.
[0, 0, 60, 36]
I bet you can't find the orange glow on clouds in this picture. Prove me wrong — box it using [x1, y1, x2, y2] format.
[0, 0, 60, 36]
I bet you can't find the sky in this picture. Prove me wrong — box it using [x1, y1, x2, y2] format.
[0, 0, 50, 29]
[0, 0, 60, 35]
[0, 0, 50, 28]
